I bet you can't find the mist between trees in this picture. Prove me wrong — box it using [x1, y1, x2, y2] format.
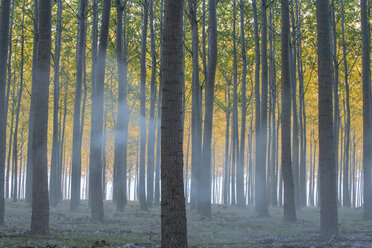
[0, 0, 370, 246]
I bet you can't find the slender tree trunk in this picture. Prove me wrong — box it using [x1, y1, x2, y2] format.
[281, 0, 296, 222]
[154, 0, 164, 207]
[161, 0, 188, 245]
[361, 0, 372, 220]
[71, 0, 87, 211]
[0, 0, 11, 223]
[330, 0, 340, 205]
[113, 0, 128, 212]
[139, 0, 149, 211]
[89, 0, 111, 221]
[146, 0, 156, 207]
[223, 83, 230, 205]
[316, 0, 338, 237]
[256, 0, 269, 217]
[199, 0, 217, 218]
[238, 0, 248, 207]
[26, 0, 39, 204]
[341, 0, 350, 208]
[30, 0, 52, 234]
[188, 0, 202, 210]
[50, 0, 62, 207]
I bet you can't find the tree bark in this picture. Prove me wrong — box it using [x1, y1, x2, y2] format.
[281, 0, 296, 222]
[161, 0, 188, 246]
[89, 0, 111, 221]
[316, 0, 338, 237]
[361, 0, 372, 220]
[30, 0, 51, 234]
[50, 0, 63, 207]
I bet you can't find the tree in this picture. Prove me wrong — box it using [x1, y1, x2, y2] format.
[255, 0, 269, 217]
[237, 0, 247, 208]
[199, 0, 218, 217]
[113, 0, 128, 212]
[316, 0, 338, 237]
[281, 0, 296, 222]
[30, 0, 52, 234]
[146, 0, 157, 207]
[50, 0, 63, 207]
[26, 0, 39, 205]
[89, 0, 111, 221]
[0, 0, 11, 224]
[361, 0, 371, 220]
[340, 0, 350, 208]
[139, 0, 149, 211]
[71, 0, 88, 211]
[188, 0, 202, 211]
[161, 0, 188, 246]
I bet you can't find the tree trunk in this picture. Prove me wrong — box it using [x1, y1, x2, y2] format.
[146, 0, 156, 207]
[71, 0, 87, 211]
[281, 0, 296, 222]
[316, 0, 338, 237]
[341, 0, 350, 208]
[199, 0, 217, 218]
[160, 0, 188, 246]
[89, 0, 111, 221]
[361, 0, 372, 220]
[26, 0, 39, 204]
[30, 0, 52, 234]
[188, 0, 202, 210]
[113, 0, 128, 212]
[50, 0, 62, 207]
[0, 0, 11, 223]
[256, 0, 269, 217]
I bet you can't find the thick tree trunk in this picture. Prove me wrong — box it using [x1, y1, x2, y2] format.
[199, 0, 217, 218]
[316, 0, 338, 237]
[30, 0, 51, 234]
[188, 0, 202, 210]
[0, 0, 11, 223]
[255, 0, 269, 217]
[71, 0, 87, 211]
[26, 0, 39, 204]
[160, 0, 188, 246]
[361, 0, 372, 220]
[281, 0, 296, 222]
[113, 0, 128, 212]
[89, 0, 111, 221]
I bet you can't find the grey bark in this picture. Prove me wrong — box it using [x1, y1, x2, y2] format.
[26, 0, 39, 204]
[199, 0, 217, 217]
[147, 0, 156, 207]
[188, 0, 202, 210]
[30, 0, 52, 234]
[256, 0, 269, 216]
[361, 0, 372, 220]
[316, 0, 339, 237]
[89, 0, 111, 221]
[341, 0, 350, 208]
[113, 0, 128, 212]
[50, 0, 62, 207]
[71, 0, 88, 211]
[160, 0, 188, 246]
[281, 0, 296, 222]
[0, 0, 11, 223]
[139, 0, 149, 211]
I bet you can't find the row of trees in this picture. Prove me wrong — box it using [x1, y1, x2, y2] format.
[0, 0, 370, 244]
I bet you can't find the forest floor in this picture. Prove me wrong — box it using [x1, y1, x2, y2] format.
[0, 200, 370, 248]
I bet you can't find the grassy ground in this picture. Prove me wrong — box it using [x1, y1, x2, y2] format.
[0, 200, 370, 247]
